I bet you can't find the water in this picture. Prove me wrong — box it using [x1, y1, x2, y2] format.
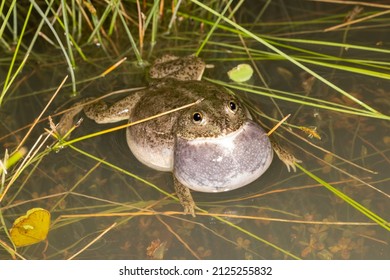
[0, 0, 389, 260]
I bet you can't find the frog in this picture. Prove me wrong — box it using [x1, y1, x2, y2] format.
[57, 55, 299, 217]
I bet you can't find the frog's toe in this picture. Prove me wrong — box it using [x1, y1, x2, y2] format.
[280, 154, 301, 173]
[56, 109, 82, 137]
[182, 202, 196, 217]
[55, 100, 90, 137]
[56, 118, 72, 137]
[272, 142, 301, 173]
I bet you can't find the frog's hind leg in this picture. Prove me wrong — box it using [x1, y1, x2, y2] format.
[57, 92, 143, 136]
[84, 93, 143, 124]
[57, 98, 93, 136]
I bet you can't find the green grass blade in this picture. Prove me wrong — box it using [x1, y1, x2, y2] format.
[208, 79, 390, 121]
[296, 163, 389, 231]
[61, 0, 76, 69]
[30, 0, 77, 95]
[191, 0, 383, 115]
[0, 2, 32, 106]
[196, 0, 234, 56]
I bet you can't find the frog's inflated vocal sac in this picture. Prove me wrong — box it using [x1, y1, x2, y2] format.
[58, 55, 298, 216]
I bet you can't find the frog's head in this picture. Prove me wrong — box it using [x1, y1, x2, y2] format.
[174, 84, 273, 193]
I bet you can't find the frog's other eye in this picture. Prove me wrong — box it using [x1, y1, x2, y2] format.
[192, 112, 204, 124]
[227, 101, 238, 114]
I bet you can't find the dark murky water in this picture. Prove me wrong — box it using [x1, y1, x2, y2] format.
[1, 1, 389, 259]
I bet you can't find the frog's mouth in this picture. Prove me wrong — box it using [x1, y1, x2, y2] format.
[174, 120, 273, 193]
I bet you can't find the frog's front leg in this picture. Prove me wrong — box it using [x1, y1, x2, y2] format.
[173, 176, 196, 217]
[271, 140, 301, 172]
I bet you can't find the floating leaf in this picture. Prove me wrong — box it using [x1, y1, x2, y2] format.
[9, 208, 51, 247]
[227, 64, 253, 82]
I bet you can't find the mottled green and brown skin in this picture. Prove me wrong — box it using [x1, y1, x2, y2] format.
[149, 54, 206, 81]
[58, 55, 298, 216]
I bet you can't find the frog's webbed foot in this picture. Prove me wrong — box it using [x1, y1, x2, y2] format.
[271, 141, 302, 172]
[55, 98, 96, 137]
[56, 101, 85, 137]
[173, 177, 196, 217]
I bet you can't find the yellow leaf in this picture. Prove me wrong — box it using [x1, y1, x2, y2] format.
[9, 208, 51, 247]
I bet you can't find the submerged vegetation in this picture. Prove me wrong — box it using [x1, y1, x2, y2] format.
[0, 0, 389, 259]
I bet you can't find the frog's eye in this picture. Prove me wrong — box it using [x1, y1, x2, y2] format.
[192, 112, 204, 124]
[227, 101, 238, 113]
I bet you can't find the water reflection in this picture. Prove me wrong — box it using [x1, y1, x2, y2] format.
[1, 1, 389, 260]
